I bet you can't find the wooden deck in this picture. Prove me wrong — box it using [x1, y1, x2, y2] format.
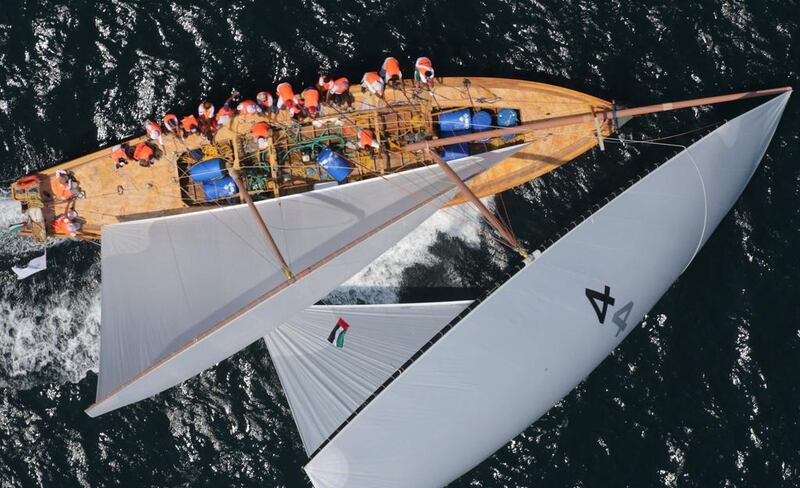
[21, 77, 612, 240]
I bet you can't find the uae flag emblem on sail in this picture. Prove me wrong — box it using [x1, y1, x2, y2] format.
[328, 318, 350, 349]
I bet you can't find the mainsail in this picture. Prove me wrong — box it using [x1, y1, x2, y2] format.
[303, 93, 790, 487]
[87, 144, 526, 417]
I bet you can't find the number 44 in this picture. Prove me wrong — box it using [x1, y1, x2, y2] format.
[585, 286, 634, 337]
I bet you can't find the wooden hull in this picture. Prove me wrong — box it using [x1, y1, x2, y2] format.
[15, 77, 612, 240]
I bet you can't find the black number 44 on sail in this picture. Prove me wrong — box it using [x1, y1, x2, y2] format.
[585, 285, 635, 337]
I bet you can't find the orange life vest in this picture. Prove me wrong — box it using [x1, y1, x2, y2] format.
[330, 77, 349, 95]
[144, 120, 162, 140]
[181, 115, 200, 132]
[382, 57, 402, 80]
[252, 122, 270, 140]
[216, 105, 234, 124]
[198, 102, 215, 119]
[133, 142, 154, 162]
[53, 179, 73, 200]
[237, 100, 260, 115]
[302, 88, 320, 114]
[358, 128, 377, 149]
[361, 72, 384, 93]
[276, 83, 295, 106]
[53, 216, 72, 235]
[162, 114, 179, 131]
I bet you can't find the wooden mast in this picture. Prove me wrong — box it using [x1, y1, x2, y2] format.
[405, 87, 792, 151]
[230, 169, 294, 281]
[425, 149, 526, 257]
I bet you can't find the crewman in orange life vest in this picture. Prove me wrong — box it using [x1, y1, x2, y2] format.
[361, 72, 385, 96]
[328, 77, 351, 107]
[237, 99, 262, 115]
[251, 121, 271, 150]
[52, 210, 81, 237]
[134, 142, 156, 167]
[317, 74, 333, 94]
[181, 114, 200, 136]
[381, 57, 402, 86]
[357, 128, 379, 150]
[144, 120, 163, 146]
[414, 56, 435, 87]
[276, 82, 296, 110]
[216, 104, 234, 126]
[162, 114, 180, 136]
[257, 91, 274, 114]
[53, 169, 81, 200]
[302, 88, 320, 117]
[110, 144, 129, 169]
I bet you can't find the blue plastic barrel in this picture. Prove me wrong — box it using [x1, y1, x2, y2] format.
[317, 148, 353, 183]
[442, 130, 470, 161]
[439, 109, 472, 133]
[203, 176, 238, 200]
[190, 158, 225, 183]
[472, 111, 493, 142]
[497, 109, 520, 140]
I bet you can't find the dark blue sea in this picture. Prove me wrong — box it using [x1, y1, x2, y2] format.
[0, 0, 798, 486]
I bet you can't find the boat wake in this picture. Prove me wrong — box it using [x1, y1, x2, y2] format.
[0, 198, 101, 390]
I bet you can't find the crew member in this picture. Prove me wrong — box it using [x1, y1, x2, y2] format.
[110, 144, 129, 169]
[361, 71, 385, 96]
[414, 56, 435, 86]
[53, 169, 81, 200]
[276, 82, 295, 110]
[236, 99, 261, 115]
[52, 211, 81, 237]
[133, 142, 156, 167]
[357, 128, 379, 150]
[302, 87, 320, 117]
[251, 121, 271, 150]
[198, 101, 215, 120]
[381, 57, 402, 85]
[181, 114, 200, 136]
[257, 91, 274, 113]
[144, 119, 163, 146]
[317, 73, 333, 94]
[162, 114, 180, 135]
[216, 104, 234, 126]
[328, 77, 351, 107]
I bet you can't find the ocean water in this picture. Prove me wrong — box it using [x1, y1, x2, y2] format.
[0, 0, 798, 486]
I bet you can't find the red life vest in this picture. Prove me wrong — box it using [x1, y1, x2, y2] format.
[144, 120, 162, 140]
[361, 72, 384, 93]
[134, 142, 154, 162]
[382, 57, 402, 81]
[181, 115, 200, 133]
[162, 114, 179, 131]
[330, 77, 349, 95]
[302, 88, 320, 114]
[53, 179, 73, 200]
[198, 102, 215, 119]
[216, 105, 234, 124]
[276, 83, 295, 107]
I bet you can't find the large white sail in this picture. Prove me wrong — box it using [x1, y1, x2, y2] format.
[265, 301, 472, 455]
[304, 93, 790, 488]
[87, 144, 526, 417]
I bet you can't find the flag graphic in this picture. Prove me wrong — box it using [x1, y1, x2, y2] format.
[327, 318, 350, 349]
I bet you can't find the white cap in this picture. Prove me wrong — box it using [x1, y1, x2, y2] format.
[257, 137, 268, 149]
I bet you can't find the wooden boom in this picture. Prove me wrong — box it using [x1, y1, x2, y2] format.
[404, 86, 793, 151]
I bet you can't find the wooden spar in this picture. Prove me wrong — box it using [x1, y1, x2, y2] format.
[230, 169, 294, 280]
[425, 149, 526, 256]
[404, 86, 793, 151]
